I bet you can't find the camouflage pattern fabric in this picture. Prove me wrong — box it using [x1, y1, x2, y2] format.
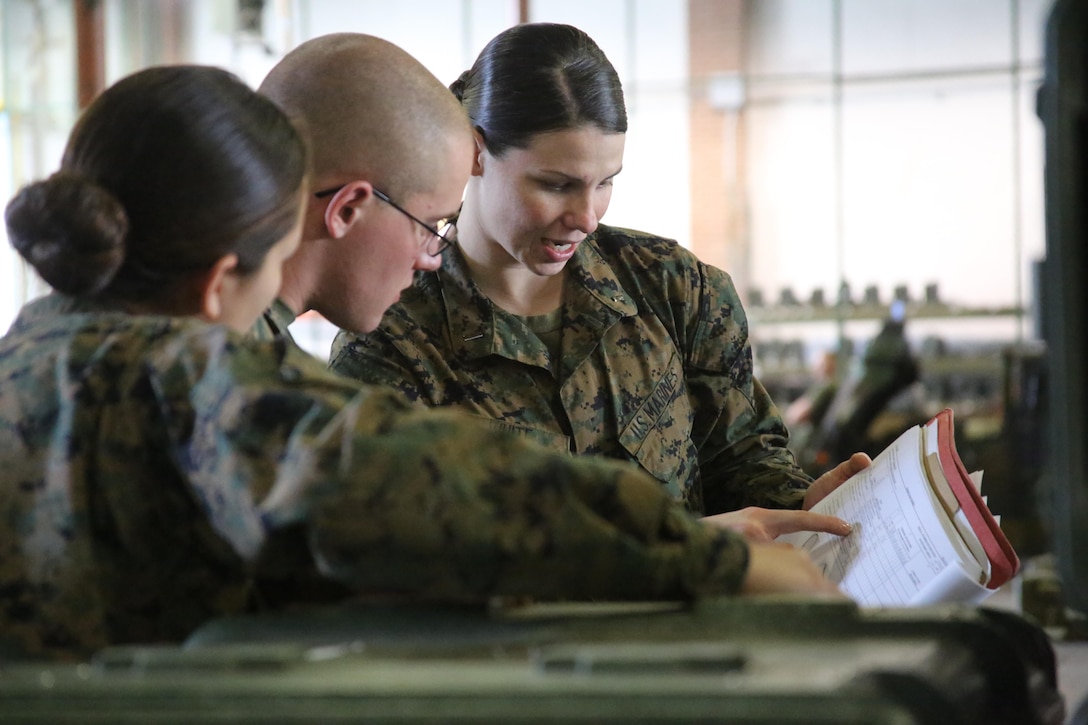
[249, 296, 298, 342]
[0, 294, 748, 661]
[330, 225, 812, 515]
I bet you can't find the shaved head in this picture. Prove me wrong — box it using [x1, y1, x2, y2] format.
[259, 33, 469, 199]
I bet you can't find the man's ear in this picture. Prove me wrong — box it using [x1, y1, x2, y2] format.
[472, 128, 487, 177]
[323, 181, 373, 239]
[198, 253, 240, 322]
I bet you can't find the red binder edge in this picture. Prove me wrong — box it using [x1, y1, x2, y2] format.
[929, 408, 1020, 589]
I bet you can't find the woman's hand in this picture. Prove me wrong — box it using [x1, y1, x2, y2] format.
[802, 451, 872, 511]
[704, 507, 853, 543]
[740, 541, 847, 598]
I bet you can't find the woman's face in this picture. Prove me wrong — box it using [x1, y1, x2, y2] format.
[468, 126, 625, 276]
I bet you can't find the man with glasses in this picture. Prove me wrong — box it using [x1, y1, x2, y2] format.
[253, 32, 471, 340]
[313, 185, 459, 257]
[249, 31, 859, 604]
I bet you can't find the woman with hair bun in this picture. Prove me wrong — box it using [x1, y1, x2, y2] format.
[6, 66, 306, 327]
[331, 23, 870, 542]
[0, 59, 845, 663]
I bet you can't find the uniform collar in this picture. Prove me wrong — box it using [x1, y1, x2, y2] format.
[564, 233, 640, 318]
[263, 297, 298, 338]
[437, 230, 639, 361]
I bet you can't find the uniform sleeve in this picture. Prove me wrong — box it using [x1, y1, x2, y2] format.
[681, 260, 813, 514]
[164, 334, 751, 603]
[305, 407, 751, 601]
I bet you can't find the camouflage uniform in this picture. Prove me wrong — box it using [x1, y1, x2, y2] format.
[0, 293, 748, 661]
[331, 225, 812, 515]
[249, 297, 298, 342]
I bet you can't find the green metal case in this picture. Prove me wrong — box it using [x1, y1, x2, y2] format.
[0, 598, 1064, 724]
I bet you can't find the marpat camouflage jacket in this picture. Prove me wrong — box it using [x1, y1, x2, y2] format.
[330, 225, 812, 516]
[0, 293, 748, 660]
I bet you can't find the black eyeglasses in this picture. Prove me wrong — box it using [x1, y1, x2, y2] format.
[314, 184, 457, 257]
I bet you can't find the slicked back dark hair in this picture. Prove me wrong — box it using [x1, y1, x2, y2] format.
[450, 23, 627, 157]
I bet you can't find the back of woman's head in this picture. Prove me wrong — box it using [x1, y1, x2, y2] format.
[4, 64, 307, 302]
[450, 23, 627, 157]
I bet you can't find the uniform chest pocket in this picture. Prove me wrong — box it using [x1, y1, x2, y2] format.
[616, 366, 699, 505]
[475, 415, 574, 455]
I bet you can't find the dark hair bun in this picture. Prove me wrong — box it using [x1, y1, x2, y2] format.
[5, 172, 128, 296]
[449, 70, 472, 102]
